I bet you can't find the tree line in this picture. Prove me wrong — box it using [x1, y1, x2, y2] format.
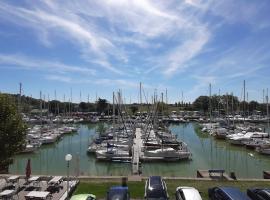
[4, 93, 269, 116]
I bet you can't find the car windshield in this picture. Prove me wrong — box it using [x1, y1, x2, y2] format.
[147, 189, 166, 198]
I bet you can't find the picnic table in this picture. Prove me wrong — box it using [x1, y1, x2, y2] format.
[0, 189, 15, 199]
[28, 176, 40, 186]
[7, 176, 19, 183]
[28, 176, 40, 182]
[48, 176, 62, 185]
[25, 191, 50, 199]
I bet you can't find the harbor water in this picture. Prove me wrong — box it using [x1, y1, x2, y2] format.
[9, 123, 270, 178]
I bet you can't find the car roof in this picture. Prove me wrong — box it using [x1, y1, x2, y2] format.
[149, 176, 163, 188]
[70, 194, 96, 200]
[220, 187, 250, 200]
[149, 176, 162, 184]
[176, 187, 202, 200]
[110, 186, 128, 191]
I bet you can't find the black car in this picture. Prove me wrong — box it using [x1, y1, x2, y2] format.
[107, 186, 130, 200]
[209, 186, 251, 200]
[144, 176, 169, 200]
[247, 188, 270, 200]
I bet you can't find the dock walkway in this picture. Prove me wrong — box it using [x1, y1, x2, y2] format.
[132, 128, 143, 175]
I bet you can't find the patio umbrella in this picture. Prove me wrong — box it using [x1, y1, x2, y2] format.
[25, 158, 31, 181]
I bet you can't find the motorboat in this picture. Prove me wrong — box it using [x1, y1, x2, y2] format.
[214, 128, 228, 139]
[229, 132, 269, 145]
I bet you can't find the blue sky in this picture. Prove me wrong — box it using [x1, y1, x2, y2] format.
[0, 0, 270, 103]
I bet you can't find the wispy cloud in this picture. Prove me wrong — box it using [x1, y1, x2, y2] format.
[0, 54, 96, 75]
[45, 75, 72, 83]
[0, 1, 124, 74]
[0, 0, 212, 77]
[0, 0, 270, 102]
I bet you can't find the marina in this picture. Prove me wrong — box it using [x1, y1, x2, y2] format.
[8, 122, 270, 179]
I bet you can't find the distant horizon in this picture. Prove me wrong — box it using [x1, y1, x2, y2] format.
[0, 1, 269, 103]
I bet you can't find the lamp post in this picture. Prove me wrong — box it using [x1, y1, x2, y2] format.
[65, 154, 72, 198]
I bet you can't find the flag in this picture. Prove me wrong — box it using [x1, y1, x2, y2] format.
[25, 158, 31, 180]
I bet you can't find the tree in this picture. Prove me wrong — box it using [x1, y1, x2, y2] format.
[193, 96, 209, 113]
[0, 94, 27, 172]
[130, 105, 138, 115]
[79, 102, 88, 112]
[96, 98, 109, 114]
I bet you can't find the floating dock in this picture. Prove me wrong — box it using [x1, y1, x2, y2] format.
[263, 171, 270, 179]
[132, 128, 143, 174]
[197, 170, 234, 180]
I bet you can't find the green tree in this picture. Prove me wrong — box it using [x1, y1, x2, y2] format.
[0, 94, 27, 172]
[96, 98, 109, 114]
[130, 105, 139, 115]
[79, 102, 88, 112]
[193, 96, 209, 113]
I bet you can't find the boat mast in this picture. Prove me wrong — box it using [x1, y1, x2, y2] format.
[40, 91, 42, 133]
[209, 83, 213, 169]
[18, 82, 22, 113]
[209, 83, 212, 124]
[79, 90, 81, 112]
[63, 94, 66, 118]
[243, 80, 246, 125]
[263, 89, 265, 104]
[113, 92, 115, 134]
[267, 88, 269, 135]
[181, 91, 183, 108]
[165, 88, 168, 106]
[218, 89, 220, 118]
[226, 92, 229, 125]
[161, 92, 164, 115]
[232, 92, 235, 127]
[140, 82, 142, 126]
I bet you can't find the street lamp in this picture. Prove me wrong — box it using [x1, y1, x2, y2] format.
[65, 154, 72, 197]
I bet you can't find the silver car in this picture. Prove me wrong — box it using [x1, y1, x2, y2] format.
[175, 187, 202, 200]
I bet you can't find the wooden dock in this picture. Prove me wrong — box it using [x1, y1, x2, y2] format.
[263, 171, 270, 179]
[197, 170, 234, 180]
[132, 128, 143, 175]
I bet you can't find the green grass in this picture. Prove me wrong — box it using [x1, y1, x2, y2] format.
[74, 179, 270, 199]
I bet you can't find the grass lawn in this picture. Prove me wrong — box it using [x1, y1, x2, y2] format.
[73, 179, 270, 199]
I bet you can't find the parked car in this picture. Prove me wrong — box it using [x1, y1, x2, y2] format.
[70, 194, 96, 200]
[144, 176, 169, 200]
[209, 186, 250, 200]
[175, 186, 202, 200]
[107, 186, 130, 200]
[247, 188, 270, 200]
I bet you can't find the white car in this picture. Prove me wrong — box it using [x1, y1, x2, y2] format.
[175, 187, 202, 200]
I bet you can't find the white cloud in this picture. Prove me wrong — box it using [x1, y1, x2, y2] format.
[0, 0, 269, 98]
[45, 75, 72, 83]
[163, 27, 210, 75]
[0, 0, 212, 77]
[0, 54, 96, 75]
[0, 1, 124, 74]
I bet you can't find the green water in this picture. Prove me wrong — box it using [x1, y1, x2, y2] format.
[9, 123, 270, 178]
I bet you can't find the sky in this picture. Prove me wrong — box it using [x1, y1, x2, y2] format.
[0, 0, 270, 103]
